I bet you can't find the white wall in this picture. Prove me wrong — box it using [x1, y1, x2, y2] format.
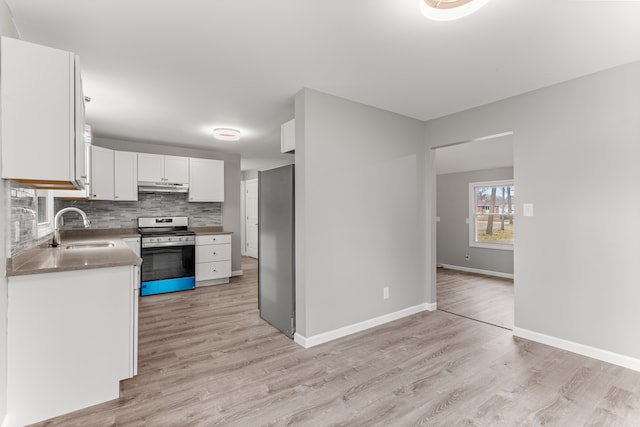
[0, 1, 20, 422]
[95, 138, 243, 273]
[242, 169, 258, 181]
[294, 88, 428, 338]
[425, 61, 640, 361]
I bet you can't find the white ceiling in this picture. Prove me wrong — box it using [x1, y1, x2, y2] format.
[6, 1, 640, 171]
[435, 133, 513, 175]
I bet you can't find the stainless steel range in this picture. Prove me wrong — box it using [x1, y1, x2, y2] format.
[138, 216, 196, 296]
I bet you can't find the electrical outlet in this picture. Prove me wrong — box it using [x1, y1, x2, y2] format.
[465, 254, 470, 261]
[383, 287, 389, 300]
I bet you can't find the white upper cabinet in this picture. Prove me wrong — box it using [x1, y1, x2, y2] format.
[114, 151, 138, 201]
[0, 37, 85, 189]
[74, 56, 86, 186]
[138, 153, 188, 184]
[188, 158, 224, 202]
[54, 141, 90, 200]
[90, 148, 138, 201]
[137, 153, 163, 182]
[281, 119, 295, 153]
[90, 146, 114, 200]
[164, 155, 189, 183]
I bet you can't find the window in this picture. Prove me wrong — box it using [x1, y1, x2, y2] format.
[469, 180, 514, 250]
[36, 190, 54, 238]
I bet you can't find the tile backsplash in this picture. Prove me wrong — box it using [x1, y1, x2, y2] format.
[56, 192, 222, 230]
[8, 181, 49, 256]
[8, 183, 222, 257]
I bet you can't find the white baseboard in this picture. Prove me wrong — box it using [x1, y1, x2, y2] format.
[231, 270, 243, 277]
[196, 278, 230, 287]
[513, 327, 640, 372]
[294, 302, 437, 349]
[440, 264, 514, 280]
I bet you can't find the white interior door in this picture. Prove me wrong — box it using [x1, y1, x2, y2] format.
[246, 179, 259, 258]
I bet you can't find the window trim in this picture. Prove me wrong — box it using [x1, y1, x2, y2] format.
[468, 179, 514, 251]
[36, 190, 55, 238]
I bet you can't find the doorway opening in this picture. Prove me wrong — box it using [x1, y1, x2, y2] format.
[432, 132, 514, 330]
[244, 178, 258, 259]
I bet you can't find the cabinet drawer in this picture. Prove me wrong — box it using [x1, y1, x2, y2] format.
[196, 234, 231, 245]
[196, 244, 231, 263]
[196, 261, 231, 281]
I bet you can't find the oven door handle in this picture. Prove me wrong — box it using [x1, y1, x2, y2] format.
[142, 241, 195, 249]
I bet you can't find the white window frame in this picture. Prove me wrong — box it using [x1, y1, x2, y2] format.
[36, 190, 55, 238]
[469, 179, 514, 251]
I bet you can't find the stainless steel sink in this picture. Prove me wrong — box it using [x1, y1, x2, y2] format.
[65, 241, 115, 250]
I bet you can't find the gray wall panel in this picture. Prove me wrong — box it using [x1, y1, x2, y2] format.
[426, 60, 640, 359]
[295, 88, 428, 337]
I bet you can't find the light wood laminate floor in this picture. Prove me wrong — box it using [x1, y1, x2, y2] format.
[437, 267, 514, 329]
[33, 258, 640, 426]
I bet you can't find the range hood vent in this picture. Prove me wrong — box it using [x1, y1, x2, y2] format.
[138, 182, 189, 193]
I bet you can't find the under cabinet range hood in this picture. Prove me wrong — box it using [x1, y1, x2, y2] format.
[138, 182, 189, 193]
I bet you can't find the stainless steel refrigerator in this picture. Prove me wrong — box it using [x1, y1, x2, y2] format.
[258, 164, 295, 338]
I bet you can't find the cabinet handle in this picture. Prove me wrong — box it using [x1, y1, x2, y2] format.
[213, 252, 217, 255]
[213, 269, 217, 272]
[114, 196, 119, 199]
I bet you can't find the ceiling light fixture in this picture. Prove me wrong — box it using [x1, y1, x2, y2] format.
[213, 128, 241, 141]
[419, 0, 488, 21]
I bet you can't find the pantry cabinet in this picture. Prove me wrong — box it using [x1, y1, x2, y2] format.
[0, 37, 86, 189]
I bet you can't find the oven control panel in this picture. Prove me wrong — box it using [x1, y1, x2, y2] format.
[142, 235, 195, 248]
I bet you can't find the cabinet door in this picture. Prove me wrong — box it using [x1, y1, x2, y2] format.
[90, 146, 114, 200]
[114, 151, 138, 201]
[281, 119, 295, 153]
[196, 244, 231, 263]
[164, 155, 189, 184]
[195, 261, 232, 281]
[74, 55, 86, 188]
[54, 140, 90, 200]
[137, 153, 164, 182]
[1, 37, 77, 185]
[188, 158, 224, 202]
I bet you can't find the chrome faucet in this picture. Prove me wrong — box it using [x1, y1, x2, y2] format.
[52, 207, 91, 247]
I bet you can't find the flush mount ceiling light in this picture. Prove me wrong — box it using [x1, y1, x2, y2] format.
[420, 0, 488, 21]
[213, 128, 241, 141]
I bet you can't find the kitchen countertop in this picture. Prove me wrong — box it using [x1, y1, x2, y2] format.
[7, 229, 142, 277]
[189, 226, 233, 235]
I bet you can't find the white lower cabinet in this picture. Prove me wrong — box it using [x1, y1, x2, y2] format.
[7, 265, 137, 427]
[195, 234, 232, 285]
[122, 237, 141, 376]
